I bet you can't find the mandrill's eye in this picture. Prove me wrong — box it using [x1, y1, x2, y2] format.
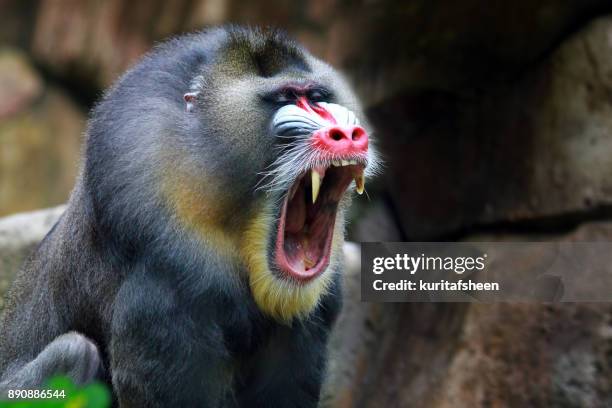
[307, 88, 330, 103]
[275, 93, 294, 105]
[268, 89, 300, 106]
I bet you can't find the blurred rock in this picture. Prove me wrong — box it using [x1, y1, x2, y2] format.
[0, 50, 85, 216]
[27, 0, 230, 89]
[0, 49, 43, 119]
[348, 199, 403, 242]
[330, 1, 610, 106]
[0, 0, 38, 48]
[323, 222, 612, 408]
[0, 206, 65, 310]
[375, 16, 612, 239]
[429, 303, 612, 408]
[2, 0, 606, 103]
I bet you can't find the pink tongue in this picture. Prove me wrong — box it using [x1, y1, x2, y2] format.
[285, 187, 306, 233]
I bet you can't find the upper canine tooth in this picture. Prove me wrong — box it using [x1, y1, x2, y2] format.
[341, 160, 349, 166]
[355, 172, 365, 195]
[349, 159, 357, 165]
[332, 160, 341, 167]
[311, 170, 321, 203]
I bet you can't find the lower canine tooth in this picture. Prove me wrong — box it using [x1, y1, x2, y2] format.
[355, 174, 365, 195]
[311, 170, 321, 203]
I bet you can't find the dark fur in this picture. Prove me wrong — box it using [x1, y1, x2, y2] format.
[0, 27, 363, 406]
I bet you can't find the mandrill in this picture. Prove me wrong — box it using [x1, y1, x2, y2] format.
[0, 26, 380, 407]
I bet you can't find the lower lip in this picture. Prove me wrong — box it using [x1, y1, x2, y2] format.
[274, 194, 335, 282]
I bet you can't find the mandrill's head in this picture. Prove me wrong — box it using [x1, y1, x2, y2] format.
[87, 27, 379, 323]
[177, 28, 380, 321]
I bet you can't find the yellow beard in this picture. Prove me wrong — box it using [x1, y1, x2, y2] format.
[240, 202, 343, 323]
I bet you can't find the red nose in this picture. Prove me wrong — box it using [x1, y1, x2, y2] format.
[311, 125, 369, 156]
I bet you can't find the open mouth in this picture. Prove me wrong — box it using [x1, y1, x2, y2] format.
[275, 160, 365, 282]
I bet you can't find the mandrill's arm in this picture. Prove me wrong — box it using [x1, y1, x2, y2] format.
[109, 268, 233, 407]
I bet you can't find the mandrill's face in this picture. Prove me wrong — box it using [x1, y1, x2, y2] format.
[267, 95, 370, 282]
[177, 30, 380, 321]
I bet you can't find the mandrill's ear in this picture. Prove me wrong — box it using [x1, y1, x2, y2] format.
[183, 92, 199, 112]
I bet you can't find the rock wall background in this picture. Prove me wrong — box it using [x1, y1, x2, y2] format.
[1, 1, 612, 407]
